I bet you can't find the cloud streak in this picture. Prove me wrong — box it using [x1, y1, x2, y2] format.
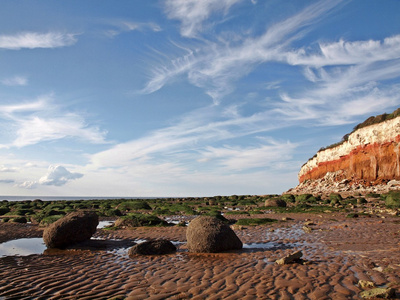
[104, 20, 162, 38]
[0, 32, 77, 50]
[165, 0, 243, 38]
[0, 96, 108, 148]
[1, 75, 28, 86]
[145, 0, 345, 103]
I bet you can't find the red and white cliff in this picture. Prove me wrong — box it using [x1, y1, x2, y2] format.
[288, 111, 400, 195]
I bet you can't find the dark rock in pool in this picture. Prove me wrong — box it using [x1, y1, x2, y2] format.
[43, 211, 99, 248]
[186, 216, 242, 253]
[128, 239, 176, 256]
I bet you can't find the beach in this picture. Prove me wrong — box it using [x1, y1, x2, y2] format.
[1, 212, 399, 299]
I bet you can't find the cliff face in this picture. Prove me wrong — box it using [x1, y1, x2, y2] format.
[289, 115, 400, 195]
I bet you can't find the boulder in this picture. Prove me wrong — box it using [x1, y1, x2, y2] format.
[128, 239, 176, 256]
[186, 216, 242, 253]
[265, 198, 287, 207]
[43, 211, 99, 248]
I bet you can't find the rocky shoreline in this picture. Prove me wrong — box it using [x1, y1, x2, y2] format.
[287, 170, 400, 196]
[1, 211, 400, 299]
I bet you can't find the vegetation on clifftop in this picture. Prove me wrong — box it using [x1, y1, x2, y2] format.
[320, 107, 400, 152]
[304, 107, 400, 166]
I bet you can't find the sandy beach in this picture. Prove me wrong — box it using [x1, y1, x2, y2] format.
[1, 213, 400, 300]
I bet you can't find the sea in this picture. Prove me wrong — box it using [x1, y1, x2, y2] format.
[0, 196, 156, 202]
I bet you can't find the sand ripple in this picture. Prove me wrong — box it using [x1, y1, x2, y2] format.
[1, 214, 400, 299]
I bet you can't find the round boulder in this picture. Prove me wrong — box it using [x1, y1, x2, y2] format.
[43, 211, 99, 248]
[128, 239, 176, 256]
[186, 216, 242, 253]
[265, 198, 287, 207]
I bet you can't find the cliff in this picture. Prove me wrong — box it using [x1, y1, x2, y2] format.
[288, 110, 400, 195]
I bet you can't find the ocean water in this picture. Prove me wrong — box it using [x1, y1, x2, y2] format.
[0, 196, 156, 202]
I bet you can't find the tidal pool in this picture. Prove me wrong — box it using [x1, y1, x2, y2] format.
[0, 238, 46, 257]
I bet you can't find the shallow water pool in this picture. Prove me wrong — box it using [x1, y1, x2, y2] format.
[0, 238, 46, 257]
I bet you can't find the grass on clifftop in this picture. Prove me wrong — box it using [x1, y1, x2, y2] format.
[303, 107, 400, 165]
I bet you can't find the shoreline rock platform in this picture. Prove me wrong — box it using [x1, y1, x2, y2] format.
[1, 212, 399, 299]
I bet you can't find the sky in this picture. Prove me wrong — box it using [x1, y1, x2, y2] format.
[0, 0, 399, 197]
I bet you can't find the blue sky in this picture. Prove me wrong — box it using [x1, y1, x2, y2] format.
[0, 0, 399, 197]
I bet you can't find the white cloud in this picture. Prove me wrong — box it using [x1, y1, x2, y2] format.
[38, 165, 83, 186]
[272, 34, 400, 126]
[0, 165, 17, 172]
[286, 35, 400, 67]
[165, 0, 243, 37]
[146, 0, 344, 103]
[1, 75, 28, 86]
[104, 21, 161, 38]
[18, 181, 37, 189]
[0, 96, 108, 148]
[0, 32, 78, 50]
[198, 139, 297, 171]
[87, 103, 291, 175]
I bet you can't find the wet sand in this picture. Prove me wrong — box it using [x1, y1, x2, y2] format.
[1, 213, 400, 299]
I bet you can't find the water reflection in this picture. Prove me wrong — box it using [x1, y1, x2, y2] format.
[0, 238, 46, 257]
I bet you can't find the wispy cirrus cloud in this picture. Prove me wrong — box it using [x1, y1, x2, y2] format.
[104, 20, 161, 38]
[0, 95, 108, 148]
[286, 35, 400, 67]
[273, 34, 400, 125]
[0, 32, 77, 50]
[88, 104, 291, 172]
[165, 0, 243, 38]
[144, 0, 344, 103]
[148, 0, 400, 124]
[198, 138, 297, 171]
[1, 75, 28, 86]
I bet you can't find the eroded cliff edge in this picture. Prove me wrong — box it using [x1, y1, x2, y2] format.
[288, 110, 400, 195]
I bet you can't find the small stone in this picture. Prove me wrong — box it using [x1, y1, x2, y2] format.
[304, 221, 316, 226]
[359, 287, 395, 299]
[303, 226, 312, 233]
[358, 280, 375, 289]
[276, 251, 303, 265]
[372, 266, 384, 272]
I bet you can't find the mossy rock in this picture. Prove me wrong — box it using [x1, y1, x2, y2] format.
[9, 209, 34, 216]
[114, 214, 169, 228]
[295, 194, 313, 203]
[329, 193, 342, 206]
[117, 201, 152, 211]
[11, 216, 27, 223]
[357, 197, 368, 204]
[39, 215, 65, 226]
[265, 198, 286, 207]
[0, 207, 10, 215]
[204, 211, 230, 223]
[385, 191, 400, 208]
[236, 218, 277, 226]
[281, 194, 295, 203]
[99, 208, 122, 217]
